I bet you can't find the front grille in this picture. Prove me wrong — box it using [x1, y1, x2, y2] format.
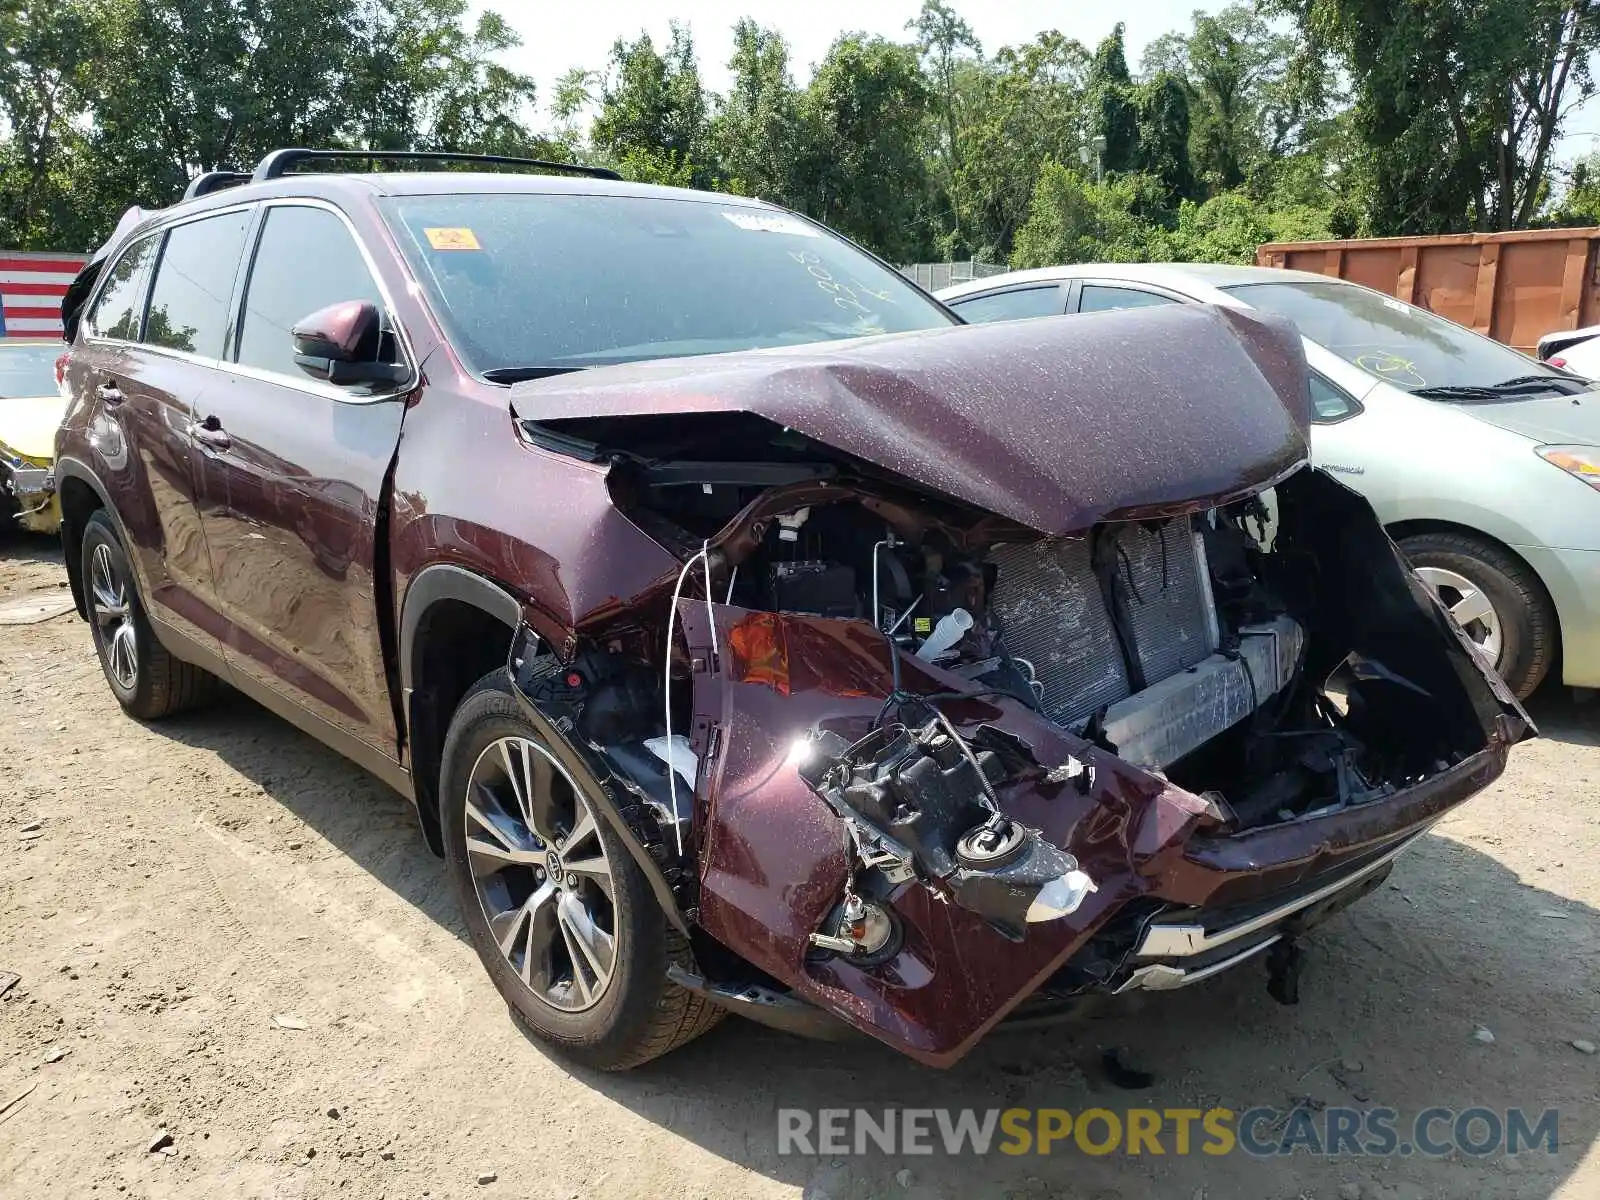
[988, 518, 1216, 729]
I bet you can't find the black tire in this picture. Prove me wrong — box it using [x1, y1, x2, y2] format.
[81, 510, 221, 719]
[440, 672, 721, 1070]
[1399, 531, 1556, 699]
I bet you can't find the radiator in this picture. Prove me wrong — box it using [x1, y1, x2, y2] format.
[988, 518, 1219, 730]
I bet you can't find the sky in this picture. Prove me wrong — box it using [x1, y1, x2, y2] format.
[479, 0, 1596, 164]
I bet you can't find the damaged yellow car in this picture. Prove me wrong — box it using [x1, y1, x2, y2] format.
[0, 339, 65, 534]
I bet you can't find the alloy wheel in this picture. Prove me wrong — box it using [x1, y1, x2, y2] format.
[464, 736, 618, 1012]
[90, 542, 138, 690]
[1415, 565, 1503, 666]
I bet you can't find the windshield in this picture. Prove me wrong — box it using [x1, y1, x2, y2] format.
[0, 343, 60, 398]
[380, 193, 954, 374]
[1223, 280, 1567, 395]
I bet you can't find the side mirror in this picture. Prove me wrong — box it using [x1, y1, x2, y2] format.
[291, 300, 408, 387]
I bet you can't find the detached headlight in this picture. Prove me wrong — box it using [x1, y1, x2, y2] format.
[1536, 445, 1600, 491]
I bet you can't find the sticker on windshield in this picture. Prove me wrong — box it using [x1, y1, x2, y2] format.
[1382, 297, 1411, 315]
[721, 211, 820, 237]
[424, 227, 482, 251]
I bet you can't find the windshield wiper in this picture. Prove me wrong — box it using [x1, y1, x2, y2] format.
[1411, 374, 1586, 402]
[482, 365, 585, 384]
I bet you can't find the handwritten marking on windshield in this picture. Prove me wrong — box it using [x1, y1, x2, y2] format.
[1355, 352, 1425, 387]
[788, 250, 890, 323]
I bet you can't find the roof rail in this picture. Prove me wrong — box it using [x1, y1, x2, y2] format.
[183, 170, 252, 201]
[251, 148, 623, 184]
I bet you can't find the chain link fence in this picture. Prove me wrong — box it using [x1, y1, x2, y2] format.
[897, 261, 1007, 292]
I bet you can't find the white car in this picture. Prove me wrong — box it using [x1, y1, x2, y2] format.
[939, 263, 1600, 698]
[1537, 324, 1600, 378]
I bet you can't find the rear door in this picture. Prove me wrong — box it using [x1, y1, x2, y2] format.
[66, 207, 254, 657]
[192, 200, 413, 758]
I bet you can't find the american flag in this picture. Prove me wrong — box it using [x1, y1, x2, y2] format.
[1, 251, 89, 338]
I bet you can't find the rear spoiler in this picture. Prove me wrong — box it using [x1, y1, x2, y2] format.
[60, 205, 152, 343]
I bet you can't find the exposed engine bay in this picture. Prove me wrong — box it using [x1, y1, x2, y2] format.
[501, 307, 1529, 1064]
[508, 409, 1511, 979]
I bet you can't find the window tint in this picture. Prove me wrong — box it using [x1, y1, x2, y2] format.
[237, 206, 383, 377]
[950, 286, 1063, 324]
[87, 237, 158, 341]
[1309, 374, 1360, 423]
[1078, 285, 1178, 313]
[143, 212, 251, 355]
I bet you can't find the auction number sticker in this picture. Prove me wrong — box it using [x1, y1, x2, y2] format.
[425, 227, 482, 251]
[721, 211, 820, 237]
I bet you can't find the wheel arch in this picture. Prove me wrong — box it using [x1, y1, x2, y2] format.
[1386, 517, 1562, 670]
[400, 565, 523, 855]
[54, 458, 116, 620]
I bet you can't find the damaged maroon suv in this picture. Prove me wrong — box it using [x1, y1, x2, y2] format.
[55, 150, 1531, 1070]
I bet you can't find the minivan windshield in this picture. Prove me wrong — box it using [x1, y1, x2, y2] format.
[380, 193, 954, 375]
[1224, 280, 1572, 398]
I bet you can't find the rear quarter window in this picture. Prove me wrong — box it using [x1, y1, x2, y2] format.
[86, 237, 159, 341]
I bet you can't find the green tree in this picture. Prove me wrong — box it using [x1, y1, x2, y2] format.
[1011, 162, 1173, 267]
[1275, 0, 1600, 231]
[84, 0, 359, 212]
[591, 23, 711, 187]
[794, 35, 933, 261]
[711, 20, 800, 201]
[957, 32, 1093, 259]
[349, 1, 543, 156]
[0, 0, 101, 248]
[907, 0, 981, 251]
[1135, 71, 1197, 203]
[1088, 24, 1139, 175]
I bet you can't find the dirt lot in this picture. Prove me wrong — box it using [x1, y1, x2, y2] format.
[1, 534, 1596, 1200]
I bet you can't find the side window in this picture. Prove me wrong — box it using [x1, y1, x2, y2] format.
[1309, 373, 1362, 424]
[86, 237, 159, 341]
[143, 211, 252, 355]
[236, 206, 384, 378]
[950, 286, 1064, 324]
[1078, 285, 1178, 313]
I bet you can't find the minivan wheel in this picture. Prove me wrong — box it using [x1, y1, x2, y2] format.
[81, 510, 220, 719]
[440, 672, 721, 1070]
[1399, 531, 1555, 699]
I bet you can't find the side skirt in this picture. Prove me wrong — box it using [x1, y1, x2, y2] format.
[147, 611, 416, 802]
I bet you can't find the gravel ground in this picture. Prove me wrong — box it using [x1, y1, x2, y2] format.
[1, 532, 1596, 1200]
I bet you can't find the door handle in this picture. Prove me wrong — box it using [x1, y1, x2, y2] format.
[189, 416, 232, 451]
[96, 382, 124, 406]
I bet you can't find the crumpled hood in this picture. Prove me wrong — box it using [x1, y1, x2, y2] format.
[511, 304, 1313, 534]
[1455, 389, 1600, 445]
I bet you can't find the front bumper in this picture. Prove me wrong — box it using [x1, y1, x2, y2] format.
[1117, 829, 1424, 992]
[2, 462, 60, 534]
[1519, 544, 1600, 687]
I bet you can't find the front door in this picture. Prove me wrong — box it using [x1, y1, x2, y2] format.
[192, 201, 411, 757]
